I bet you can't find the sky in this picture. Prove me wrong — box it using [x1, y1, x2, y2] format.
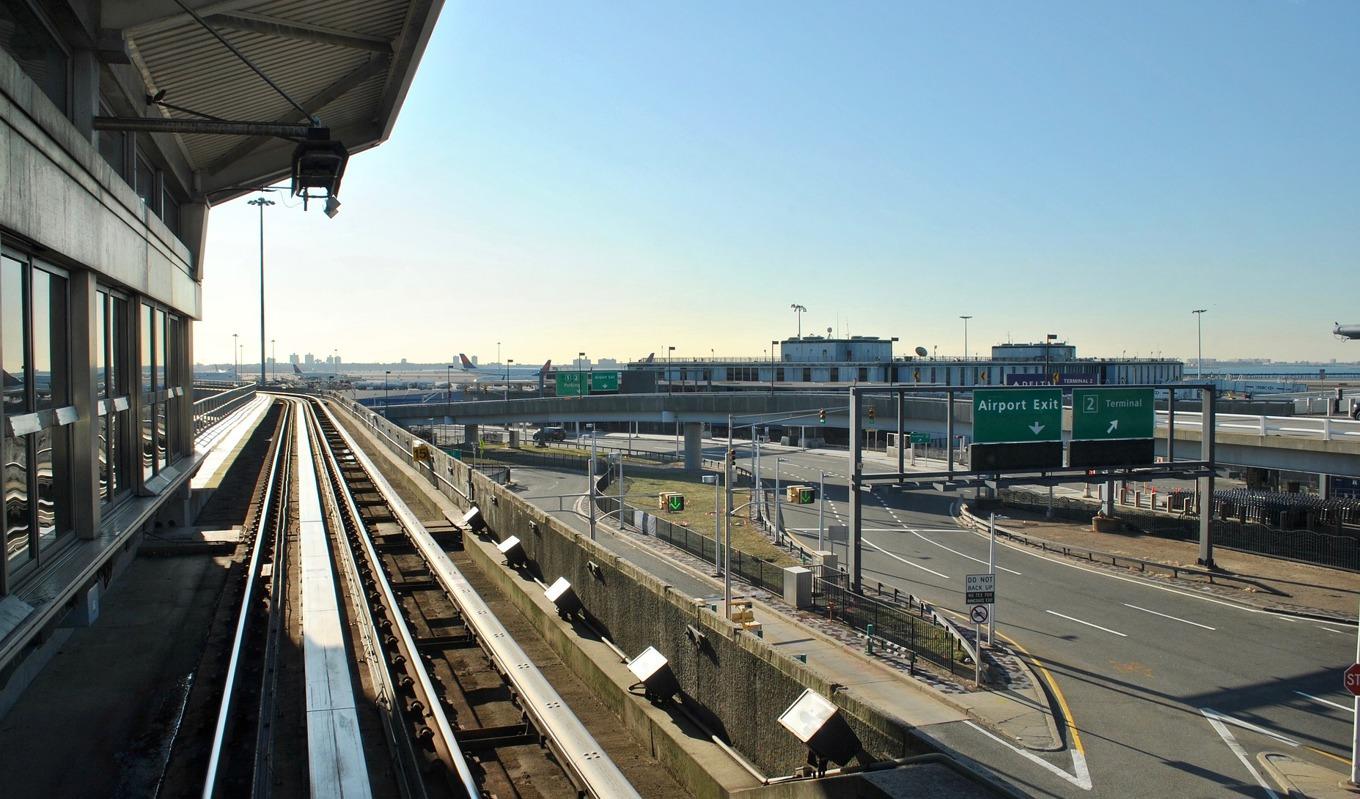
[196, 1, 1359, 367]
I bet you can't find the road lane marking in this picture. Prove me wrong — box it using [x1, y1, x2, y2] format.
[1318, 626, 1348, 634]
[1294, 691, 1354, 714]
[963, 721, 1092, 791]
[908, 528, 1023, 575]
[1122, 603, 1216, 630]
[1200, 710, 1282, 799]
[1045, 610, 1127, 637]
[861, 539, 950, 579]
[998, 631, 1086, 756]
[1201, 708, 1299, 747]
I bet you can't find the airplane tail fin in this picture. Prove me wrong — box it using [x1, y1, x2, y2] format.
[458, 353, 477, 369]
[539, 360, 552, 376]
[644, 352, 655, 364]
[292, 363, 303, 376]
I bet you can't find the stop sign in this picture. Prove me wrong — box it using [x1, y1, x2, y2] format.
[1344, 663, 1360, 697]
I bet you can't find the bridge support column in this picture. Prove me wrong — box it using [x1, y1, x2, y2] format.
[683, 422, 703, 472]
[1319, 474, 1331, 501]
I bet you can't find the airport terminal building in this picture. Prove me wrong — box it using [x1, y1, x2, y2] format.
[0, 0, 437, 693]
[636, 336, 1184, 392]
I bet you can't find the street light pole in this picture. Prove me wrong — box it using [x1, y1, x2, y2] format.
[248, 195, 274, 386]
[270, 338, 276, 381]
[960, 315, 972, 358]
[818, 470, 825, 552]
[384, 370, 391, 418]
[1192, 309, 1207, 379]
[667, 346, 675, 395]
[770, 340, 777, 394]
[775, 457, 787, 545]
[232, 332, 238, 379]
[505, 358, 512, 401]
[790, 303, 806, 339]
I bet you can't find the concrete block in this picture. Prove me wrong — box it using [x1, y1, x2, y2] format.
[62, 581, 101, 627]
[816, 551, 837, 571]
[784, 566, 812, 609]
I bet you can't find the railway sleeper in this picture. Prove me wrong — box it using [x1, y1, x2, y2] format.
[456, 722, 536, 751]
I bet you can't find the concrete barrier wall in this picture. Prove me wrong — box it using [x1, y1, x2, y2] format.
[332, 397, 933, 778]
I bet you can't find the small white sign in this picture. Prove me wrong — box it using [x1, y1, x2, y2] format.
[970, 605, 989, 624]
[965, 573, 996, 605]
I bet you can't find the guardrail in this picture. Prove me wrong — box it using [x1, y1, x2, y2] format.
[193, 383, 258, 435]
[1157, 410, 1360, 441]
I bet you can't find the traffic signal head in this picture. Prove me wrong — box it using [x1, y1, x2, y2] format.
[818, 408, 826, 424]
[867, 405, 876, 421]
[726, 449, 736, 465]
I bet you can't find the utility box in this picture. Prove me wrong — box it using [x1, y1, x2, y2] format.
[63, 581, 101, 627]
[659, 492, 685, 512]
[784, 566, 812, 609]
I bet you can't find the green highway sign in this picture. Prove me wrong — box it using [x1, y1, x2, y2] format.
[589, 370, 620, 393]
[1072, 388, 1155, 440]
[555, 371, 585, 397]
[555, 370, 621, 396]
[972, 389, 1062, 444]
[909, 432, 930, 445]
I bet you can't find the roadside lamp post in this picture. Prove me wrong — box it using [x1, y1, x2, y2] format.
[818, 470, 826, 551]
[384, 370, 391, 418]
[446, 364, 453, 445]
[960, 315, 972, 359]
[667, 346, 675, 395]
[248, 195, 274, 386]
[505, 359, 513, 401]
[774, 457, 788, 545]
[1192, 309, 1207, 379]
[232, 333, 238, 379]
[791, 304, 806, 339]
[270, 338, 276, 381]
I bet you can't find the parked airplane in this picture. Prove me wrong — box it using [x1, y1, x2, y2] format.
[457, 354, 552, 382]
[1334, 323, 1360, 340]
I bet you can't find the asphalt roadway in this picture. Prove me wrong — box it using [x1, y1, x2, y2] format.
[506, 431, 1358, 798]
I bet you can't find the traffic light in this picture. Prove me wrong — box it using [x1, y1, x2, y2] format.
[726, 449, 736, 466]
[818, 408, 826, 424]
[867, 405, 876, 422]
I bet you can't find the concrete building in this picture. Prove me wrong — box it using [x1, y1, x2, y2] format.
[0, 0, 440, 693]
[632, 335, 1183, 392]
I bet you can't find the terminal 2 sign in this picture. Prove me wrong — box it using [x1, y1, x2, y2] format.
[969, 387, 1156, 471]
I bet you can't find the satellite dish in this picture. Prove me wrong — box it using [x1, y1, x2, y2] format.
[914, 346, 928, 358]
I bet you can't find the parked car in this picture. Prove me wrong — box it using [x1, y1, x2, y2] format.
[533, 426, 567, 444]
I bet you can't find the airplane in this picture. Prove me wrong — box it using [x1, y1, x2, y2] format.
[642, 352, 655, 364]
[457, 354, 552, 383]
[1334, 323, 1360, 341]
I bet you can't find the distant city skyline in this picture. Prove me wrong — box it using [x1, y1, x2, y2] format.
[196, 1, 1358, 365]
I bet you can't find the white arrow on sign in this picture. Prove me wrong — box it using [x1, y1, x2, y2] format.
[1029, 422, 1045, 435]
[1107, 420, 1119, 434]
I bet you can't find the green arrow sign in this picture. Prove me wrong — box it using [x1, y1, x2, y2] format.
[1072, 388, 1154, 440]
[555, 371, 585, 396]
[973, 389, 1062, 444]
[908, 432, 930, 445]
[667, 494, 685, 512]
[588, 371, 620, 393]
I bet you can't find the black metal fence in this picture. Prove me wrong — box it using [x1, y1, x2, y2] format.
[1215, 488, 1360, 529]
[811, 569, 970, 679]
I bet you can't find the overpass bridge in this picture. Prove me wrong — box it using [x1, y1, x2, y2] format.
[374, 392, 1360, 481]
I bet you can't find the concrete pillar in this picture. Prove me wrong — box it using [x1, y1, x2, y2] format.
[69, 271, 100, 538]
[682, 421, 702, 472]
[1319, 474, 1330, 500]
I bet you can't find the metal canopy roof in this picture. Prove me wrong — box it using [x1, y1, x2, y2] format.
[104, 0, 441, 203]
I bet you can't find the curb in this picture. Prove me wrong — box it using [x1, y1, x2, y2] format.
[955, 505, 1360, 625]
[1257, 751, 1302, 798]
[1004, 648, 1066, 752]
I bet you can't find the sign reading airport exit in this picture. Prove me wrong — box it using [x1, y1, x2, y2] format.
[1072, 388, 1154, 440]
[972, 389, 1062, 444]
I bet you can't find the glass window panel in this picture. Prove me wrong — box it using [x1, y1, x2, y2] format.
[98, 415, 110, 504]
[111, 296, 126, 396]
[34, 426, 67, 548]
[141, 404, 154, 480]
[0, 1, 68, 113]
[95, 292, 107, 398]
[97, 128, 125, 178]
[156, 403, 167, 472]
[31, 268, 67, 410]
[135, 155, 156, 211]
[109, 412, 122, 498]
[2, 256, 25, 416]
[140, 304, 153, 394]
[4, 436, 30, 570]
[155, 309, 167, 392]
[162, 190, 180, 237]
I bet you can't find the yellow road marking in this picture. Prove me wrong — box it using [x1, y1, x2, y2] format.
[998, 630, 1086, 756]
[1306, 745, 1352, 766]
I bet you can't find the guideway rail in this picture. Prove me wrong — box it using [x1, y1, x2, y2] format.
[310, 397, 641, 798]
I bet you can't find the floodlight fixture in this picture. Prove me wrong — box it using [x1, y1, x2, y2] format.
[290, 127, 348, 210]
[777, 689, 860, 775]
[544, 577, 582, 617]
[627, 646, 679, 704]
[497, 535, 526, 566]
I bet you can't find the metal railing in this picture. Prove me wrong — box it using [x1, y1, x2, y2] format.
[1157, 410, 1360, 441]
[193, 382, 258, 435]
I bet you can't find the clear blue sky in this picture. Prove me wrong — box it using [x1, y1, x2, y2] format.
[198, 0, 1359, 366]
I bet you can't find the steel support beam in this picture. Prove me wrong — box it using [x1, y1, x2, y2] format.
[1198, 385, 1216, 568]
[93, 116, 312, 137]
[848, 387, 863, 593]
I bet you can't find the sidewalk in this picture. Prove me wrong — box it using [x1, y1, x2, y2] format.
[959, 503, 1360, 622]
